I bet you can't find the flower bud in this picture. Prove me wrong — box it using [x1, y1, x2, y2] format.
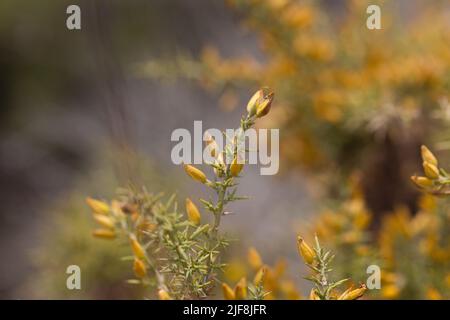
[256, 91, 274, 118]
[93, 214, 115, 229]
[86, 197, 110, 215]
[297, 236, 315, 265]
[230, 157, 244, 177]
[222, 283, 236, 300]
[421, 145, 438, 166]
[246, 89, 263, 116]
[133, 258, 147, 278]
[130, 235, 146, 259]
[338, 284, 366, 300]
[183, 164, 207, 184]
[411, 175, 434, 188]
[253, 266, 266, 286]
[158, 289, 172, 300]
[248, 247, 263, 270]
[185, 198, 201, 225]
[92, 229, 116, 239]
[423, 161, 440, 179]
[234, 277, 247, 299]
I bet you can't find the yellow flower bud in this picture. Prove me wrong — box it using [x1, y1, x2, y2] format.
[411, 175, 434, 188]
[158, 289, 172, 300]
[133, 258, 147, 278]
[297, 236, 315, 265]
[230, 157, 244, 177]
[86, 197, 109, 215]
[222, 283, 236, 300]
[93, 214, 115, 229]
[248, 247, 263, 270]
[130, 236, 146, 259]
[421, 145, 438, 166]
[92, 229, 116, 239]
[253, 266, 266, 286]
[256, 92, 274, 118]
[234, 277, 247, 299]
[183, 164, 207, 184]
[185, 198, 201, 225]
[246, 88, 274, 118]
[423, 161, 440, 179]
[246, 89, 263, 116]
[338, 284, 366, 300]
[309, 288, 320, 300]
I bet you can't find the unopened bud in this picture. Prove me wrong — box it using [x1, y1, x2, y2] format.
[297, 236, 315, 265]
[185, 198, 201, 225]
[86, 197, 110, 215]
[92, 229, 116, 239]
[423, 161, 439, 179]
[183, 164, 207, 184]
[421, 145, 438, 166]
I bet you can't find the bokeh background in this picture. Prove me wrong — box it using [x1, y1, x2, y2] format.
[0, 0, 448, 299]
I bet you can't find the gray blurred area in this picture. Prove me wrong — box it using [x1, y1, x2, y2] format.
[0, 0, 311, 298]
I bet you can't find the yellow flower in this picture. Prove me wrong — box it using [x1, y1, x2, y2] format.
[256, 91, 274, 118]
[381, 284, 400, 299]
[93, 214, 115, 229]
[133, 258, 147, 278]
[423, 161, 439, 179]
[246, 88, 274, 118]
[86, 197, 109, 215]
[411, 175, 434, 188]
[230, 157, 244, 177]
[338, 284, 366, 300]
[253, 266, 266, 286]
[92, 229, 116, 239]
[130, 236, 146, 259]
[234, 277, 247, 299]
[183, 164, 207, 183]
[185, 198, 201, 225]
[248, 247, 263, 270]
[222, 283, 236, 300]
[297, 236, 315, 265]
[158, 289, 172, 300]
[246, 89, 263, 116]
[421, 145, 438, 166]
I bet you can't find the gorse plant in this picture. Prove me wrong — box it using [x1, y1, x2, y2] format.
[86, 88, 274, 299]
[297, 235, 366, 300]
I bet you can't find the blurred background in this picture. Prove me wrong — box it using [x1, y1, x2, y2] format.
[0, 0, 449, 299]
